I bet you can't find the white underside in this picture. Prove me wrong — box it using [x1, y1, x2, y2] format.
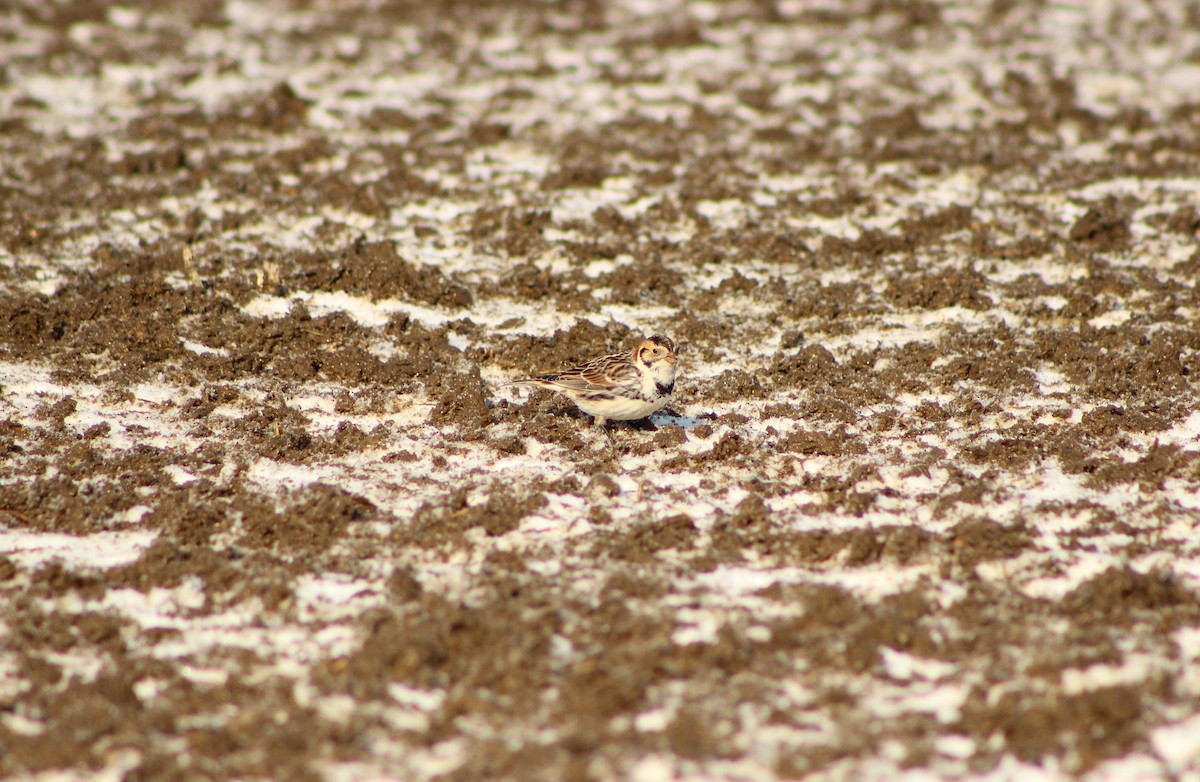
[570, 393, 671, 421]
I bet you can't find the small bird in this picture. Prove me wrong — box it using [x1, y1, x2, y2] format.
[509, 335, 678, 428]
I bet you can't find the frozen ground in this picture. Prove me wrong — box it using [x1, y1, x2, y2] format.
[2, 0, 1200, 779]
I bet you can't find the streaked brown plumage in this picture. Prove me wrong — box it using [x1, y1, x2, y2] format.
[510, 335, 678, 427]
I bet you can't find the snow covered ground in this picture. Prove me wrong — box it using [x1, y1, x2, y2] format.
[2, 0, 1200, 779]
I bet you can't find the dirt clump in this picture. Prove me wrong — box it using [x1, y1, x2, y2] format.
[1068, 197, 1132, 251]
[294, 238, 473, 308]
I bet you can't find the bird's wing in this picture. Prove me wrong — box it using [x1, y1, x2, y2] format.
[532, 352, 640, 396]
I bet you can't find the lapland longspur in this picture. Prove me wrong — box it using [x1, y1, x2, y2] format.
[510, 335, 678, 427]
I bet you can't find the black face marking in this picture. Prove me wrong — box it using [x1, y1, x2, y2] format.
[639, 348, 654, 365]
[647, 335, 674, 351]
[655, 380, 674, 396]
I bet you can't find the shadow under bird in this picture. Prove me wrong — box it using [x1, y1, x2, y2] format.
[508, 335, 678, 428]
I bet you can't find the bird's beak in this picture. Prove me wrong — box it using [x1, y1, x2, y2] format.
[664, 354, 677, 364]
